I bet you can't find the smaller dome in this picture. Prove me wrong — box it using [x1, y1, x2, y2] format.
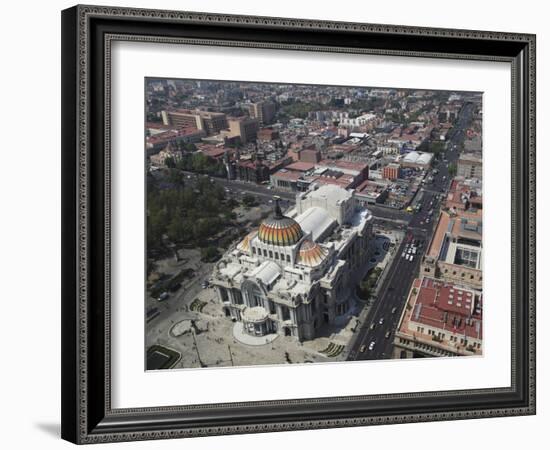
[237, 231, 256, 253]
[296, 240, 328, 267]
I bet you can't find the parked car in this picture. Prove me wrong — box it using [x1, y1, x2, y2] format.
[360, 345, 367, 353]
[168, 282, 181, 292]
[158, 292, 169, 302]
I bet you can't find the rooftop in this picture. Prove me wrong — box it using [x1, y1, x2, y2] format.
[426, 209, 482, 260]
[459, 153, 482, 164]
[302, 184, 354, 206]
[271, 169, 303, 182]
[404, 277, 483, 341]
[146, 127, 203, 145]
[402, 151, 433, 165]
[285, 161, 315, 172]
[295, 207, 336, 242]
[317, 159, 368, 174]
[249, 261, 281, 286]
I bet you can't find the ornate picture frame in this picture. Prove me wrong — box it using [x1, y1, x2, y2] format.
[61, 5, 536, 444]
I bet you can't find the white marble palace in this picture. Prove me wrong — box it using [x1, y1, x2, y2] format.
[211, 184, 373, 341]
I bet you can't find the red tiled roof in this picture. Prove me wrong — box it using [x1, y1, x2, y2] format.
[272, 169, 302, 181]
[409, 278, 482, 340]
[146, 127, 201, 145]
[285, 161, 315, 172]
[318, 159, 368, 172]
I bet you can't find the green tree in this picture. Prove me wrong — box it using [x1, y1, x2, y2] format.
[166, 209, 184, 242]
[164, 156, 176, 168]
[167, 168, 185, 187]
[429, 141, 446, 157]
[448, 162, 457, 177]
[242, 194, 257, 207]
[201, 246, 220, 262]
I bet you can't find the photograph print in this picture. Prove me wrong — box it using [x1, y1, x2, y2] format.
[145, 79, 483, 371]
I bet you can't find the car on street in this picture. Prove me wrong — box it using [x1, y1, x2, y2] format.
[384, 331, 391, 339]
[158, 292, 169, 302]
[391, 307, 397, 314]
[368, 341, 376, 351]
[378, 317, 384, 325]
[168, 282, 181, 292]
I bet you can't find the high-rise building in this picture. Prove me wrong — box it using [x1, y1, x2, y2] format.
[457, 153, 482, 179]
[382, 163, 401, 180]
[228, 117, 259, 144]
[248, 101, 276, 125]
[161, 109, 228, 135]
[420, 208, 483, 289]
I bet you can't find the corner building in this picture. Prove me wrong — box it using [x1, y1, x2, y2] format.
[211, 185, 373, 341]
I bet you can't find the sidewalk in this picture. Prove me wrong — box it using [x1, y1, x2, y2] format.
[343, 230, 402, 357]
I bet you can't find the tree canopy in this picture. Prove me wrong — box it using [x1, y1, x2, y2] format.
[147, 175, 234, 253]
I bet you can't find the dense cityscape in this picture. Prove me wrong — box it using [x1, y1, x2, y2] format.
[144, 79, 483, 370]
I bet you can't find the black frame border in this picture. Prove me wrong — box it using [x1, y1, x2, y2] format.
[61, 4, 536, 444]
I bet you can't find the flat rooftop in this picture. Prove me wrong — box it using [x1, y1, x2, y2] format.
[407, 277, 482, 340]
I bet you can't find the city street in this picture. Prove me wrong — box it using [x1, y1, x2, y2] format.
[347, 227, 427, 360]
[347, 101, 475, 361]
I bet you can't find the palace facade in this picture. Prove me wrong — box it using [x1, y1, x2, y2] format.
[210, 184, 373, 341]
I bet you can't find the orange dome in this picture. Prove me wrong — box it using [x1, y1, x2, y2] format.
[257, 199, 304, 246]
[296, 239, 328, 267]
[258, 217, 303, 246]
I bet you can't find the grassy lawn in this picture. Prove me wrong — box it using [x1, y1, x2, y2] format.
[146, 345, 181, 370]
